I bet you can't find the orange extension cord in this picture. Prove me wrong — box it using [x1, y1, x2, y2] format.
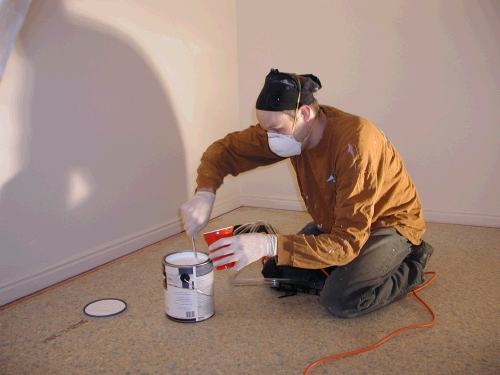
[302, 271, 437, 375]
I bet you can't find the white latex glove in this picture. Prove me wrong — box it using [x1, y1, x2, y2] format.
[180, 191, 215, 239]
[208, 233, 277, 272]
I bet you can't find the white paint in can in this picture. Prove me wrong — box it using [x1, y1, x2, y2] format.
[162, 251, 214, 322]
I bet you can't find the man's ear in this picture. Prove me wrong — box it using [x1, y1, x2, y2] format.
[298, 105, 312, 122]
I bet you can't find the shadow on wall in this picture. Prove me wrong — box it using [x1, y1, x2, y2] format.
[0, 0, 186, 285]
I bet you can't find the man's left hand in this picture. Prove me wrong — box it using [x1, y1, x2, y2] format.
[208, 233, 277, 272]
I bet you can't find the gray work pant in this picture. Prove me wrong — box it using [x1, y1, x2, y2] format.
[262, 223, 425, 319]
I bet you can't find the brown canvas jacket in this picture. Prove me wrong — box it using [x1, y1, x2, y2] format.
[196, 105, 426, 269]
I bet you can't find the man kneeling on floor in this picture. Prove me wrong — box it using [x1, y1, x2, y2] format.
[181, 68, 434, 319]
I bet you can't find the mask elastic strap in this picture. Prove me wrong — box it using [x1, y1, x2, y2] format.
[290, 74, 319, 144]
[291, 74, 301, 136]
[300, 109, 321, 144]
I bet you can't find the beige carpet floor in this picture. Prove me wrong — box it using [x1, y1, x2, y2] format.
[1, 207, 499, 375]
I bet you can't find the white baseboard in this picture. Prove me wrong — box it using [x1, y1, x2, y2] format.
[211, 195, 243, 218]
[242, 194, 499, 228]
[423, 209, 500, 228]
[0, 195, 244, 307]
[241, 194, 306, 212]
[0, 220, 183, 307]
[2, 195, 497, 307]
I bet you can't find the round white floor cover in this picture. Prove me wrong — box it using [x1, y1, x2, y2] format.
[83, 298, 127, 318]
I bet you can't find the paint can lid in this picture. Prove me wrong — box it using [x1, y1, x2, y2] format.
[83, 298, 127, 318]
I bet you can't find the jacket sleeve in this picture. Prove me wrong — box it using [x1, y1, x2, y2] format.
[196, 124, 284, 191]
[277, 119, 388, 268]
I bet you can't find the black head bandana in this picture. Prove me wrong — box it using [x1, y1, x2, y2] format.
[255, 68, 322, 111]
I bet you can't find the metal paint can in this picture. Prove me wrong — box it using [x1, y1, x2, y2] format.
[162, 251, 214, 322]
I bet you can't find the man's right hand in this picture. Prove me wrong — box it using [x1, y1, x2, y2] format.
[180, 191, 216, 239]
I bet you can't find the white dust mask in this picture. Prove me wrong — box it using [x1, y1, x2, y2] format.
[267, 132, 302, 157]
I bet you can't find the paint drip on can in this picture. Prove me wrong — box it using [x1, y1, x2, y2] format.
[162, 251, 214, 322]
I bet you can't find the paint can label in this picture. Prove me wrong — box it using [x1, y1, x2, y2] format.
[163, 251, 214, 322]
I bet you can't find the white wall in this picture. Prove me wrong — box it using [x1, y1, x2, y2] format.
[1, 0, 498, 306]
[0, 0, 240, 305]
[236, 0, 500, 227]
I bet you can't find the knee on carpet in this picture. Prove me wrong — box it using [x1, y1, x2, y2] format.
[324, 300, 358, 319]
[319, 290, 359, 319]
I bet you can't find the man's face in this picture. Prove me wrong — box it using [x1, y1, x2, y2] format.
[257, 108, 312, 144]
[256, 109, 295, 135]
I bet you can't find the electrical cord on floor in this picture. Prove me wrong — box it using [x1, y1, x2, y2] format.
[253, 222, 436, 373]
[302, 271, 437, 375]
